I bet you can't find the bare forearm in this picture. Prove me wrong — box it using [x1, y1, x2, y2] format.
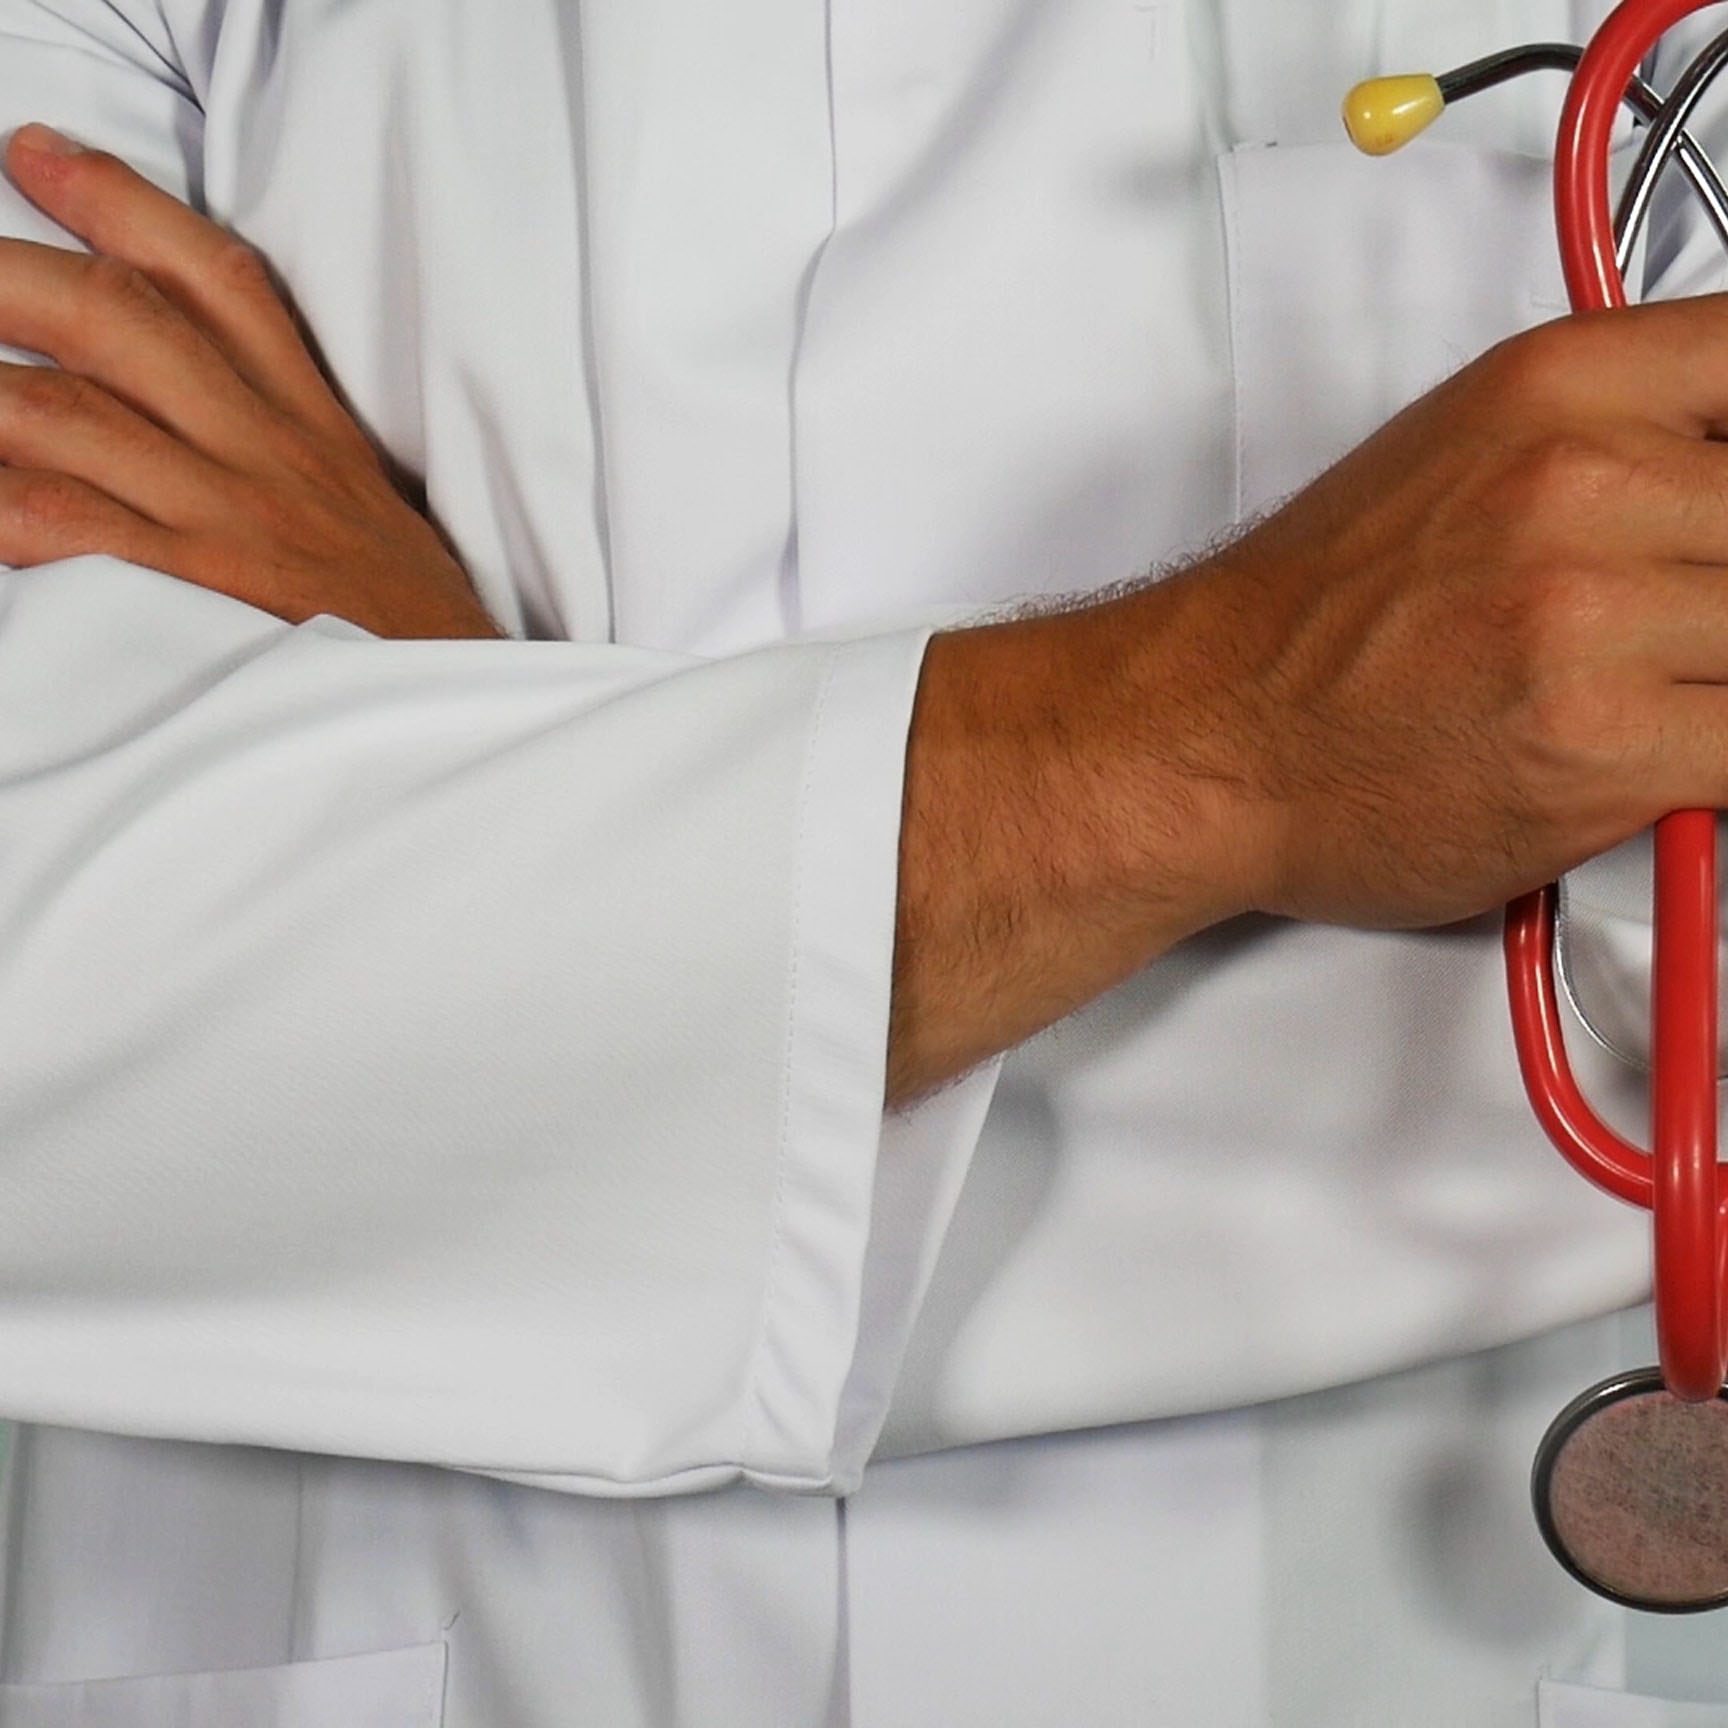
[889, 304, 1728, 1111]
[9, 131, 1728, 1122]
[887, 572, 1260, 1106]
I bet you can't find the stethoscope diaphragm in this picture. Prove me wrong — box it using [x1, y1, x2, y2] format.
[1532, 1370, 1728, 1612]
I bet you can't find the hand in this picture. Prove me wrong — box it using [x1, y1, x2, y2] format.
[0, 123, 501, 640]
[1165, 299, 1728, 929]
[892, 299, 1728, 1098]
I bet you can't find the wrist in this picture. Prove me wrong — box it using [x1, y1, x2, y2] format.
[889, 572, 1274, 1103]
[1089, 569, 1277, 938]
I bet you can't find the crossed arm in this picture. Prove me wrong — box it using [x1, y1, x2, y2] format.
[13, 124, 1728, 1111]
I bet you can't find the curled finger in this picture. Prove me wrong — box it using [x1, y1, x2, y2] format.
[0, 361, 233, 532]
[0, 464, 185, 577]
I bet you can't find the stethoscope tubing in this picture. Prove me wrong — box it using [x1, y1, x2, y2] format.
[1618, 23, 1728, 265]
[1438, 42, 1728, 269]
[1510, 0, 1728, 1402]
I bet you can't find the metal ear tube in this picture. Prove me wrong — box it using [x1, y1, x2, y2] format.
[1346, 43, 1728, 268]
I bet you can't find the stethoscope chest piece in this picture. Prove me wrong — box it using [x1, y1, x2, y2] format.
[1533, 1370, 1728, 1611]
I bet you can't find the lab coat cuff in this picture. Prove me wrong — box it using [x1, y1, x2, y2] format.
[829, 1058, 1005, 1491]
[735, 625, 998, 1494]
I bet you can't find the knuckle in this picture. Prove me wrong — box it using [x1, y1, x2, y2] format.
[3, 365, 81, 422]
[222, 468, 319, 552]
[1497, 433, 1625, 522]
[1479, 319, 1582, 409]
[81, 252, 166, 324]
[210, 238, 276, 302]
[1517, 671, 1604, 779]
[8, 471, 89, 535]
[253, 482, 305, 545]
[1530, 688, 1644, 805]
[1516, 560, 1618, 657]
[1508, 587, 1645, 780]
[266, 417, 352, 502]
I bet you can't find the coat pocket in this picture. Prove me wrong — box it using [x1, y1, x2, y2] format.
[1219, 136, 1566, 518]
[1540, 1676, 1728, 1726]
[0, 1642, 446, 1728]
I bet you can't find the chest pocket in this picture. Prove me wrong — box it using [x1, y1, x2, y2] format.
[1540, 1677, 1728, 1725]
[1220, 136, 1564, 519]
[0, 1642, 445, 1728]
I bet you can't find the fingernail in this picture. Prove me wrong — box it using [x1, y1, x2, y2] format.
[11, 124, 83, 158]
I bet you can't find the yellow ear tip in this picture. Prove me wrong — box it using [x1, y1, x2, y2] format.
[1342, 74, 1446, 156]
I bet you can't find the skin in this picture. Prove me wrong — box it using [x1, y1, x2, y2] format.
[0, 125, 501, 642]
[5, 126, 1728, 1110]
[895, 310, 1728, 1098]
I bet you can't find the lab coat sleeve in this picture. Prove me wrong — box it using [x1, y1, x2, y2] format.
[0, 0, 951, 1500]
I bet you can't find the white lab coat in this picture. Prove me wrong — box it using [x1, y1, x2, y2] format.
[0, 0, 1721, 1722]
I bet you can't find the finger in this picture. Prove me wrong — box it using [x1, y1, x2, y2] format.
[1539, 296, 1728, 438]
[1591, 569, 1728, 755]
[0, 465, 185, 576]
[0, 233, 278, 465]
[1611, 426, 1728, 565]
[1648, 684, 1728, 813]
[0, 361, 235, 531]
[3, 126, 363, 450]
[1573, 563, 1728, 685]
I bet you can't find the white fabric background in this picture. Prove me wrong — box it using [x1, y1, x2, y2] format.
[0, 0, 1724, 1724]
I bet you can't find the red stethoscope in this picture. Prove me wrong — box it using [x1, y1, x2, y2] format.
[1348, 0, 1728, 1614]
